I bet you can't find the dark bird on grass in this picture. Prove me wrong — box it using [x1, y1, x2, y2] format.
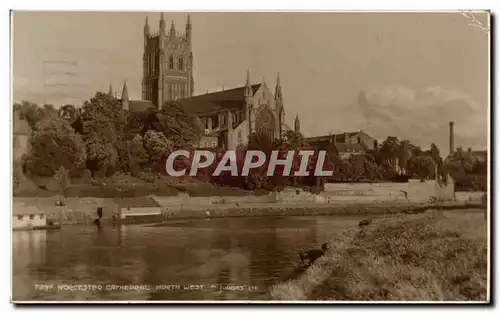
[299, 242, 330, 267]
[359, 219, 372, 227]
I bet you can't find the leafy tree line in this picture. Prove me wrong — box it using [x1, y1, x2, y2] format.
[14, 93, 487, 194]
[16, 93, 203, 182]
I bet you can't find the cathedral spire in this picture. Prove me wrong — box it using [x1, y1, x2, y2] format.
[294, 114, 300, 133]
[244, 70, 252, 97]
[275, 72, 282, 99]
[121, 80, 129, 111]
[121, 80, 129, 101]
[108, 84, 114, 98]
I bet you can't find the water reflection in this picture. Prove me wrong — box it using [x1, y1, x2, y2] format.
[12, 230, 47, 300]
[12, 216, 361, 301]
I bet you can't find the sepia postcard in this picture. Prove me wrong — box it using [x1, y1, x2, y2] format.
[10, 10, 490, 303]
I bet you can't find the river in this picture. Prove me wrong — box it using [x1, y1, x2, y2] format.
[12, 215, 372, 301]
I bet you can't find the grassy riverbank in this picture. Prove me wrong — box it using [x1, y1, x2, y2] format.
[269, 210, 488, 301]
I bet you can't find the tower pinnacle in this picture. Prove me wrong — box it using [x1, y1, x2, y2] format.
[170, 20, 176, 36]
[294, 114, 300, 133]
[186, 14, 191, 30]
[159, 12, 165, 33]
[108, 84, 113, 98]
[244, 70, 252, 97]
[121, 80, 129, 101]
[275, 72, 282, 99]
[144, 15, 150, 43]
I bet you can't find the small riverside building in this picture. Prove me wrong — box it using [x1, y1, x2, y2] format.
[13, 205, 47, 230]
[114, 197, 164, 223]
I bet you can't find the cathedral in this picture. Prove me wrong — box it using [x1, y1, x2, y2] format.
[113, 13, 296, 150]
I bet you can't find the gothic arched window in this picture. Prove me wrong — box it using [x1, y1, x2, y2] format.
[255, 107, 276, 141]
[169, 56, 174, 70]
[178, 57, 184, 71]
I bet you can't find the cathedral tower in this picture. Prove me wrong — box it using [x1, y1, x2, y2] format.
[142, 13, 194, 108]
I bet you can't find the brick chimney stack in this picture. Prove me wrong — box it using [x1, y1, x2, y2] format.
[449, 121, 455, 155]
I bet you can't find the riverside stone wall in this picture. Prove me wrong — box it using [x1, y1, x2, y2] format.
[12, 178, 486, 225]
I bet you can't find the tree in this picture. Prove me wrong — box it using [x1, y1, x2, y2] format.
[81, 92, 125, 177]
[124, 110, 148, 140]
[363, 154, 384, 180]
[426, 143, 443, 179]
[397, 140, 412, 171]
[24, 115, 86, 177]
[143, 130, 174, 165]
[249, 131, 275, 154]
[408, 155, 436, 182]
[84, 134, 118, 177]
[53, 165, 70, 197]
[13, 161, 22, 192]
[379, 136, 400, 163]
[130, 135, 149, 174]
[282, 130, 307, 148]
[13, 101, 58, 129]
[347, 155, 365, 182]
[81, 92, 126, 136]
[143, 101, 202, 148]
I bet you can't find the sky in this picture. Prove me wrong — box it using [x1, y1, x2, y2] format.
[12, 11, 489, 155]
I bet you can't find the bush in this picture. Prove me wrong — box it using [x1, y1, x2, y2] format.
[64, 183, 179, 198]
[309, 185, 323, 195]
[138, 171, 156, 183]
[454, 174, 487, 192]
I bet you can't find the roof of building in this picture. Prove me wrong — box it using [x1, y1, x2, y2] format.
[307, 140, 366, 154]
[471, 150, 487, 157]
[178, 84, 261, 115]
[128, 100, 155, 112]
[13, 204, 43, 215]
[13, 109, 31, 135]
[308, 140, 339, 155]
[335, 143, 367, 153]
[306, 130, 374, 143]
[305, 135, 331, 143]
[334, 131, 365, 142]
[114, 197, 160, 208]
